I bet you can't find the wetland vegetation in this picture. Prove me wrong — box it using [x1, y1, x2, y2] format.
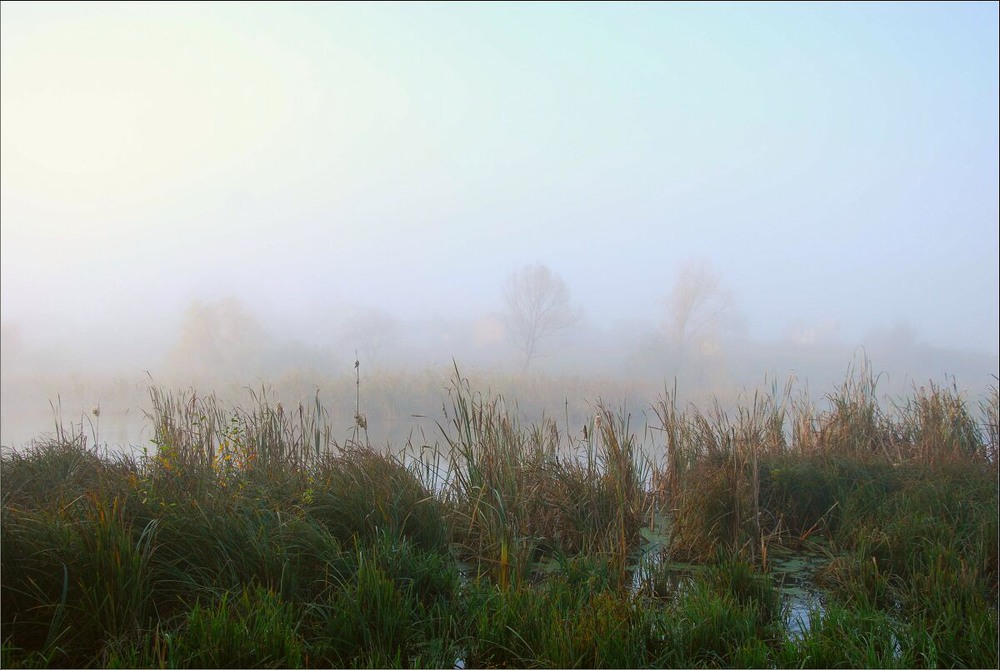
[1, 364, 997, 668]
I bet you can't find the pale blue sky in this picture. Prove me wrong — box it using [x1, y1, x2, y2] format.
[2, 2, 997, 356]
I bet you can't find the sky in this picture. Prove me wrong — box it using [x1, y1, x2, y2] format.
[2, 1, 998, 362]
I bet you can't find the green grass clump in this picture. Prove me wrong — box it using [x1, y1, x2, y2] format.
[304, 534, 461, 668]
[303, 445, 450, 552]
[461, 558, 645, 668]
[655, 579, 771, 667]
[787, 600, 903, 668]
[106, 585, 305, 669]
[1, 437, 156, 667]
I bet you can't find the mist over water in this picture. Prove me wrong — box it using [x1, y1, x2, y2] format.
[2, 307, 996, 453]
[2, 3, 997, 450]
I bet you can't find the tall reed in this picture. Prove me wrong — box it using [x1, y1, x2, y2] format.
[654, 381, 789, 563]
[437, 366, 649, 587]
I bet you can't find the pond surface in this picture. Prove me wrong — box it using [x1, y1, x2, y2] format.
[767, 548, 829, 638]
[630, 518, 832, 637]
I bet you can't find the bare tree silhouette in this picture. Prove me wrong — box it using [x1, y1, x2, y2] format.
[666, 261, 729, 357]
[503, 263, 581, 370]
[663, 260, 733, 384]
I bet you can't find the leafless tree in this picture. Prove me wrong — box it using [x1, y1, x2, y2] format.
[503, 263, 581, 370]
[664, 260, 731, 362]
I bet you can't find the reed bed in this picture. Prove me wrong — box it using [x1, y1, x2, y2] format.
[1, 363, 997, 668]
[433, 366, 650, 590]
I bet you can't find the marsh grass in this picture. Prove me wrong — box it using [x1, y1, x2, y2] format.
[147, 386, 333, 478]
[108, 585, 307, 669]
[2, 362, 997, 668]
[654, 383, 788, 563]
[437, 367, 650, 589]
